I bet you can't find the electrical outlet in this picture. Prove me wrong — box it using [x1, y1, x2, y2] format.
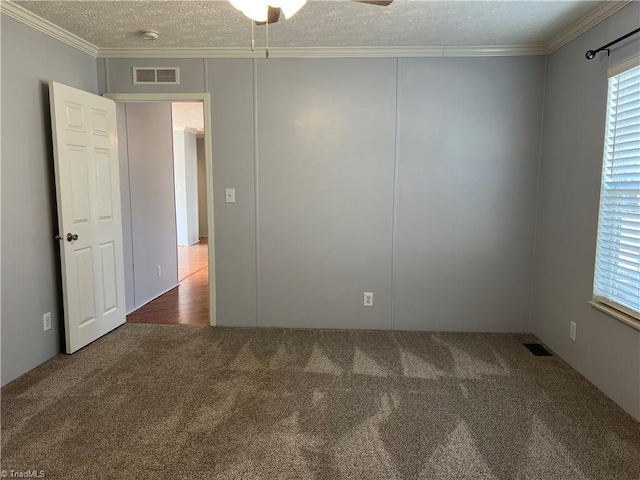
[157, 265, 162, 277]
[43, 312, 51, 331]
[570, 321, 577, 341]
[364, 292, 373, 307]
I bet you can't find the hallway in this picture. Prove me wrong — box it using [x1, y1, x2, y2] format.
[127, 238, 209, 325]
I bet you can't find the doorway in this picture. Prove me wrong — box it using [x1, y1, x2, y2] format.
[172, 102, 209, 284]
[105, 93, 216, 326]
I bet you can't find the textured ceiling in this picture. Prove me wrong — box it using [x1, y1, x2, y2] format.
[14, 1, 612, 48]
[172, 102, 204, 131]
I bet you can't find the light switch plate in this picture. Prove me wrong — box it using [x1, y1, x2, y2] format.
[225, 188, 236, 204]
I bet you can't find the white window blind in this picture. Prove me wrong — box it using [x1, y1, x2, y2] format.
[593, 63, 640, 319]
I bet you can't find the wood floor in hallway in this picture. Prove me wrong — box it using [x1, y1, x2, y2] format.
[127, 238, 209, 325]
[178, 237, 209, 282]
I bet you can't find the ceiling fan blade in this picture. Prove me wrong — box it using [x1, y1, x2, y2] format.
[353, 0, 393, 5]
[255, 6, 281, 26]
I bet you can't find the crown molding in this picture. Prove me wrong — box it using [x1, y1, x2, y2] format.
[97, 45, 548, 59]
[99, 47, 261, 59]
[443, 45, 548, 57]
[0, 0, 98, 57]
[546, 0, 633, 54]
[97, 46, 445, 59]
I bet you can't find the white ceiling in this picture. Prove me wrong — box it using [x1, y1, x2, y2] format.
[13, 1, 616, 49]
[172, 102, 204, 131]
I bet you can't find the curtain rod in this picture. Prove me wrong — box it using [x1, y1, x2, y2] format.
[586, 27, 640, 59]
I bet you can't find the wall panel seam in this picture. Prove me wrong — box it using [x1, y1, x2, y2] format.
[253, 58, 261, 327]
[203, 58, 209, 93]
[391, 58, 400, 331]
[528, 57, 549, 334]
[105, 57, 110, 93]
[123, 104, 136, 310]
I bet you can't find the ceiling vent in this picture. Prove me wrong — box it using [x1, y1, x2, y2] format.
[132, 67, 180, 85]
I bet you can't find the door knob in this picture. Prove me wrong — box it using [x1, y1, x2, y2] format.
[66, 233, 79, 242]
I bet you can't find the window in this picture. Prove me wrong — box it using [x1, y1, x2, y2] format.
[593, 59, 640, 320]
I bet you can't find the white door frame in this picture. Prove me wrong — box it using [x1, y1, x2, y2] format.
[104, 93, 216, 327]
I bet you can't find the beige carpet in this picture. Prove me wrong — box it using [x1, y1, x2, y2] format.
[1, 324, 639, 479]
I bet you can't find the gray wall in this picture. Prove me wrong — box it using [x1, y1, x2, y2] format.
[196, 137, 208, 238]
[1, 15, 98, 385]
[257, 58, 397, 329]
[207, 59, 258, 327]
[531, 1, 640, 421]
[173, 129, 199, 246]
[103, 56, 547, 331]
[124, 103, 179, 309]
[395, 57, 546, 332]
[116, 103, 136, 313]
[185, 130, 199, 245]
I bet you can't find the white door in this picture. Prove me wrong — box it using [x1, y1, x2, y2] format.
[50, 82, 126, 353]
